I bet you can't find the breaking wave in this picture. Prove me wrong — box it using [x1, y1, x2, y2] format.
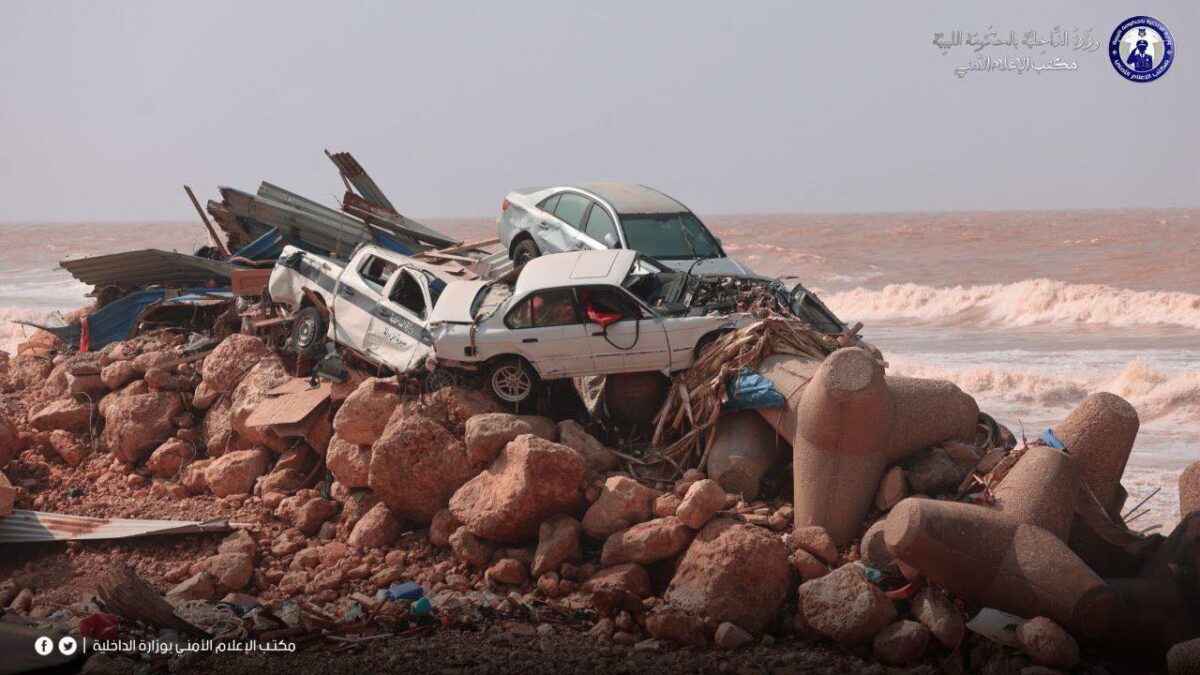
[824, 279, 1200, 329]
[888, 357, 1200, 423]
[0, 306, 53, 354]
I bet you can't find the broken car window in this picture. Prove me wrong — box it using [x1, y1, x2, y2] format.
[578, 287, 639, 323]
[389, 269, 427, 319]
[506, 289, 579, 328]
[358, 255, 398, 292]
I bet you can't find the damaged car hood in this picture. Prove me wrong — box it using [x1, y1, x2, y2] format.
[428, 280, 490, 324]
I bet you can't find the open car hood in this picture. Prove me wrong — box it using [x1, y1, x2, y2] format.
[428, 280, 490, 324]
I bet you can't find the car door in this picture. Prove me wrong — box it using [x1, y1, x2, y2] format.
[333, 251, 395, 351]
[577, 286, 672, 373]
[540, 192, 594, 254]
[497, 288, 594, 377]
[581, 201, 621, 250]
[363, 266, 433, 370]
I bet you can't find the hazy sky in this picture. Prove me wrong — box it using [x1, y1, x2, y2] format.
[0, 1, 1196, 221]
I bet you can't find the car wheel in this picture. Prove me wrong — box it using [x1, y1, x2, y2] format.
[512, 238, 541, 266]
[488, 357, 540, 411]
[291, 306, 328, 359]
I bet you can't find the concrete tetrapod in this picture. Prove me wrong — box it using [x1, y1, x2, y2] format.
[883, 497, 1116, 639]
[789, 347, 895, 546]
[883, 376, 979, 463]
[1053, 392, 1139, 516]
[707, 410, 784, 500]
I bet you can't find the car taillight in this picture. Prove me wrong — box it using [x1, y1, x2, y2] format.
[501, 198, 510, 212]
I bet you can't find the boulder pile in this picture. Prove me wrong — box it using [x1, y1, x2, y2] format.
[0, 330, 1195, 671]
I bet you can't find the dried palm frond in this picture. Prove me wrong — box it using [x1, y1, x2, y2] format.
[646, 313, 838, 473]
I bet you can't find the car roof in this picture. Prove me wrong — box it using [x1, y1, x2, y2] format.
[514, 250, 638, 296]
[576, 183, 689, 215]
[516, 183, 689, 216]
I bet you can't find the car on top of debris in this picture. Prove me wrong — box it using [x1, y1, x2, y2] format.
[426, 249, 764, 406]
[267, 244, 460, 370]
[497, 182, 753, 276]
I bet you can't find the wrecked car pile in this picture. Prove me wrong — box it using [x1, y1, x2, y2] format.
[0, 155, 1196, 673]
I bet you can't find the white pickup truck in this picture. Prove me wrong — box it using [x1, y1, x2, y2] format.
[267, 245, 459, 371]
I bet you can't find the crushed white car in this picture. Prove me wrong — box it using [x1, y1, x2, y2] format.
[427, 249, 757, 406]
[267, 244, 457, 371]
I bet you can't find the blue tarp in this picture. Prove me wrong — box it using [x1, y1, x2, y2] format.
[724, 368, 787, 411]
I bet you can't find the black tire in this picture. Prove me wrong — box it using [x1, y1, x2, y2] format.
[291, 306, 328, 359]
[512, 238, 542, 266]
[487, 357, 540, 412]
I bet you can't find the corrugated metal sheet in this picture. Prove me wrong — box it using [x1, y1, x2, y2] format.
[220, 186, 374, 259]
[327, 150, 396, 212]
[60, 249, 235, 287]
[14, 288, 234, 350]
[0, 510, 230, 543]
[342, 192, 459, 248]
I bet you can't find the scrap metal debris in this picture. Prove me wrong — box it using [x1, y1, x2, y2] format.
[0, 510, 231, 544]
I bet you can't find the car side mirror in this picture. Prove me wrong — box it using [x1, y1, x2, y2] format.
[714, 236, 723, 246]
[603, 232, 618, 248]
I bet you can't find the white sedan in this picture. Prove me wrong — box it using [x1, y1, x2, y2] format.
[428, 249, 748, 407]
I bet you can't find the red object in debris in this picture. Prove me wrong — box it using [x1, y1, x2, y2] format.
[79, 316, 91, 353]
[501, 198, 510, 212]
[585, 303, 622, 327]
[80, 612, 120, 640]
[885, 578, 925, 600]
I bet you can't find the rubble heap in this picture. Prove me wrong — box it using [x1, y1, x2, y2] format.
[0, 322, 1196, 673]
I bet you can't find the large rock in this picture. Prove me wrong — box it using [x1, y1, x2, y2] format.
[464, 413, 555, 465]
[429, 509, 460, 547]
[907, 448, 965, 495]
[664, 518, 789, 634]
[327, 435, 372, 489]
[583, 563, 652, 614]
[449, 527, 494, 568]
[582, 475, 657, 540]
[873, 620, 930, 665]
[201, 397, 235, 457]
[204, 448, 271, 497]
[556, 420, 617, 472]
[100, 361, 137, 390]
[194, 552, 253, 591]
[29, 399, 93, 433]
[200, 334, 269, 394]
[797, 564, 896, 645]
[348, 503, 403, 549]
[370, 410, 477, 523]
[333, 377, 402, 445]
[601, 516, 694, 566]
[532, 515, 582, 578]
[449, 434, 587, 542]
[645, 609, 707, 647]
[676, 479, 725, 529]
[911, 587, 963, 647]
[1015, 617, 1079, 670]
[147, 438, 195, 478]
[101, 392, 182, 462]
[229, 357, 291, 451]
[131, 350, 174, 374]
[422, 386, 502, 435]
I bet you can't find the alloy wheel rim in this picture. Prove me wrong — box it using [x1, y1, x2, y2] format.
[492, 364, 531, 402]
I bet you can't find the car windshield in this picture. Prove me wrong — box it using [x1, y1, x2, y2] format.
[620, 213, 721, 260]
